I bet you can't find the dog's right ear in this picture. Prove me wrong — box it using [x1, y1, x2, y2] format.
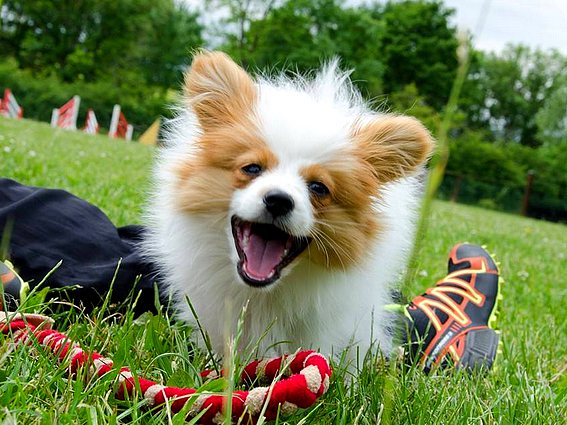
[184, 51, 257, 130]
[352, 115, 434, 183]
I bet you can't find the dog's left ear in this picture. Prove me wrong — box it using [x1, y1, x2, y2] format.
[353, 115, 434, 183]
[184, 51, 257, 130]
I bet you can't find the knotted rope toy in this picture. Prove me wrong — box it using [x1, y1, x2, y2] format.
[0, 312, 331, 424]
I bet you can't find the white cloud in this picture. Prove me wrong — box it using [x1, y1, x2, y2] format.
[444, 0, 567, 54]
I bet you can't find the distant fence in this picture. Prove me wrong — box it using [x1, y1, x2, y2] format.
[108, 104, 133, 141]
[1, 88, 158, 143]
[51, 95, 80, 130]
[83, 109, 99, 135]
[439, 171, 567, 223]
[0, 88, 23, 119]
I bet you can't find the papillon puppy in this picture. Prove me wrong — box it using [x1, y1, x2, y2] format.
[144, 51, 433, 359]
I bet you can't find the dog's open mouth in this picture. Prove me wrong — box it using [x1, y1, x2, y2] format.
[231, 216, 310, 287]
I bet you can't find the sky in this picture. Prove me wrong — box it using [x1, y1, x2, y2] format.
[443, 0, 567, 54]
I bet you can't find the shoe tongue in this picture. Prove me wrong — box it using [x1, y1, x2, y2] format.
[244, 227, 288, 280]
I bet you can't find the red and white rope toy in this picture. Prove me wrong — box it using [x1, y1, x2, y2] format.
[0, 314, 331, 424]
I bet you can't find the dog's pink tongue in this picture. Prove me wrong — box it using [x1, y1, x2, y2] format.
[245, 233, 286, 279]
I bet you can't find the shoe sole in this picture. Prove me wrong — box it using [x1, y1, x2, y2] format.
[459, 327, 500, 370]
[484, 246, 504, 371]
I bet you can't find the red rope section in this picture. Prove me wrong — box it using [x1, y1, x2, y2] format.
[1, 319, 331, 424]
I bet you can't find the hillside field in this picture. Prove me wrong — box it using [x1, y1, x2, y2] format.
[1, 117, 566, 424]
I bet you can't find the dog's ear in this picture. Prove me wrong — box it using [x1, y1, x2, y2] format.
[353, 115, 434, 183]
[184, 51, 257, 130]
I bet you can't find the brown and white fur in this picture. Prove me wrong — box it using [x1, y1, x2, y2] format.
[144, 52, 433, 359]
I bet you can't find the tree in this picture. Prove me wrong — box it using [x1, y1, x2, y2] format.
[535, 74, 567, 146]
[0, 0, 202, 89]
[206, 0, 459, 104]
[237, 0, 321, 71]
[388, 83, 440, 133]
[377, 0, 459, 109]
[139, 2, 203, 89]
[460, 45, 565, 146]
[213, 0, 385, 97]
[204, 0, 284, 65]
[0, 0, 105, 79]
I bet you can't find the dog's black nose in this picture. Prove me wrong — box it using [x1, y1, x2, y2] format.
[263, 190, 294, 217]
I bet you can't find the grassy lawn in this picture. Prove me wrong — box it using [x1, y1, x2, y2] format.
[1, 117, 566, 424]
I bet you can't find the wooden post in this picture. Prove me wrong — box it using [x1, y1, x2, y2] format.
[125, 124, 133, 141]
[108, 104, 120, 138]
[50, 108, 59, 128]
[521, 170, 535, 216]
[70, 95, 80, 130]
[450, 175, 463, 202]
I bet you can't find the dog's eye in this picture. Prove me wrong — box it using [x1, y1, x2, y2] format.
[308, 181, 330, 197]
[241, 163, 263, 176]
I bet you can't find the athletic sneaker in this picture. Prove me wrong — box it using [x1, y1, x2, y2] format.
[0, 260, 26, 311]
[404, 243, 502, 372]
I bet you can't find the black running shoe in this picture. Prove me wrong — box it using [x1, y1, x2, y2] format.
[0, 260, 26, 311]
[404, 243, 502, 372]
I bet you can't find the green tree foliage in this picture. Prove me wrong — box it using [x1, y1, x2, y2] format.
[204, 0, 284, 65]
[378, 0, 458, 109]
[439, 138, 567, 220]
[388, 83, 440, 132]
[217, 0, 386, 97]
[461, 45, 566, 146]
[535, 74, 567, 146]
[139, 2, 204, 89]
[0, 0, 202, 128]
[212, 0, 457, 104]
[234, 0, 322, 69]
[0, 0, 202, 88]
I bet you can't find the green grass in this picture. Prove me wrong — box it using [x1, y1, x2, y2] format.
[1, 117, 153, 226]
[1, 117, 566, 424]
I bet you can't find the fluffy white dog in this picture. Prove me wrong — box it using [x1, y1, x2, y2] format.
[144, 51, 433, 359]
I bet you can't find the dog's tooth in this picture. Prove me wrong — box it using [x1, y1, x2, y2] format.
[237, 221, 250, 249]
